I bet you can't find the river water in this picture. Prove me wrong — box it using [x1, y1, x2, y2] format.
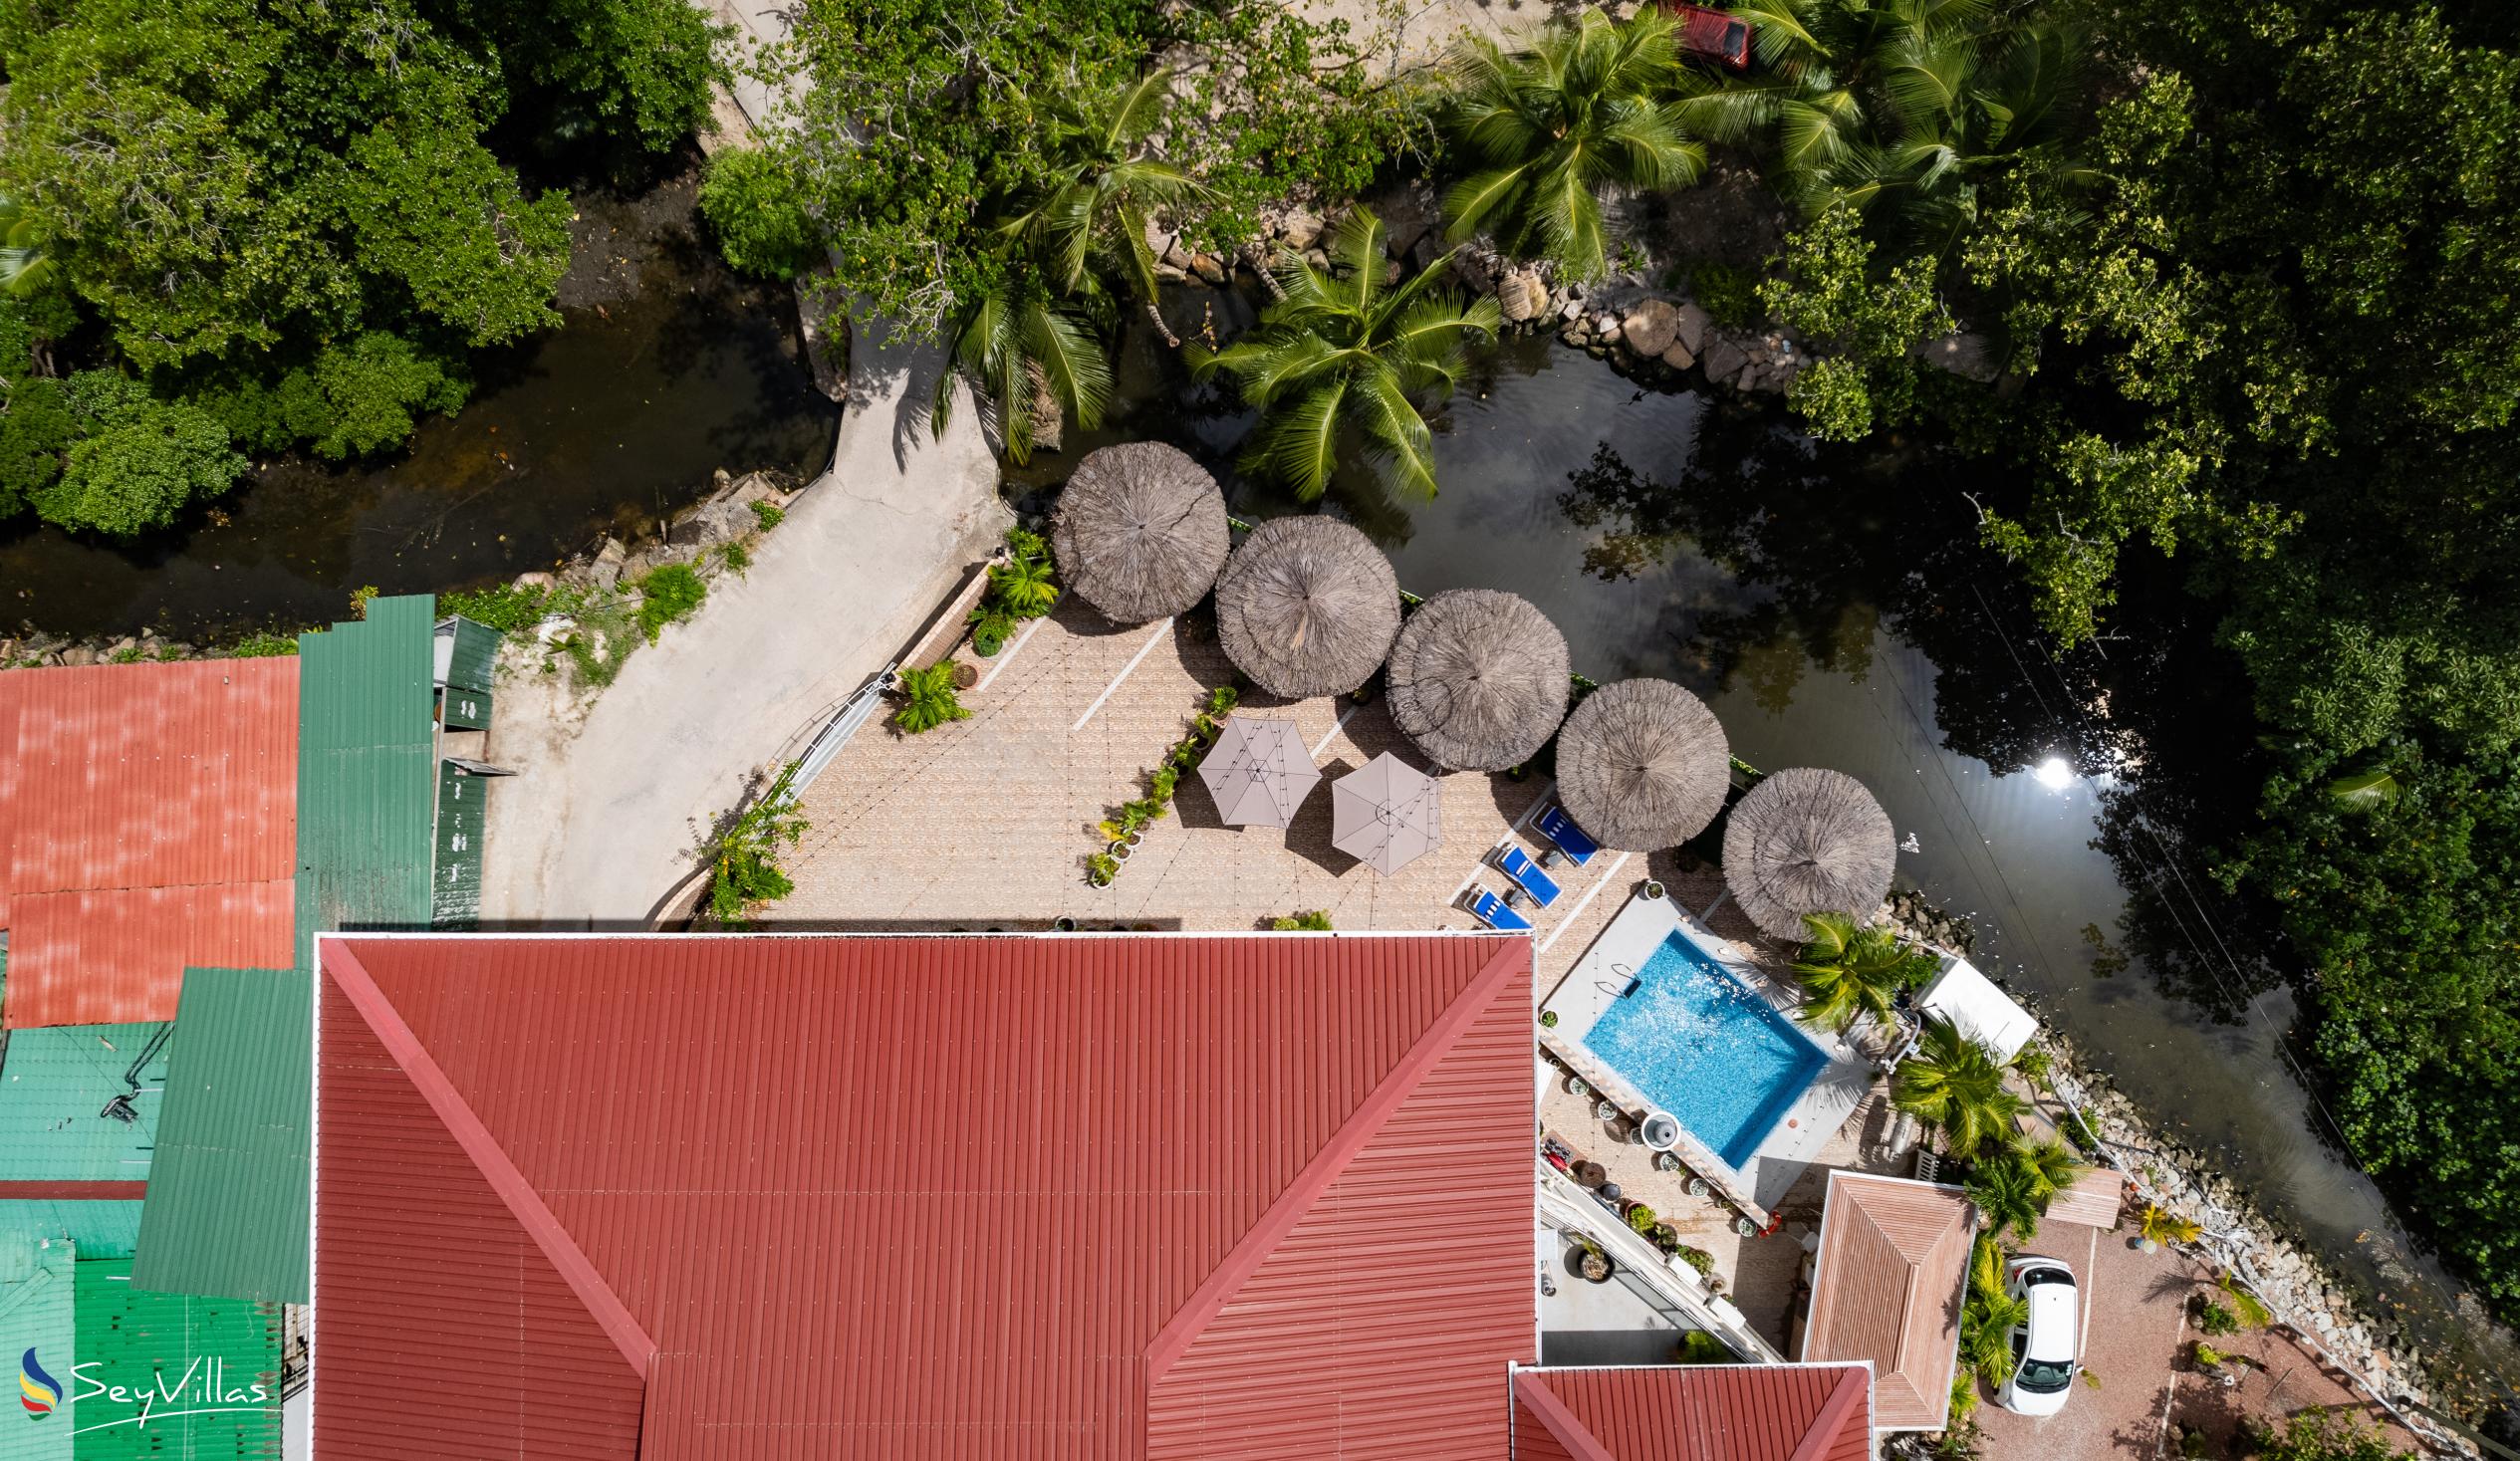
[0, 180, 837, 644]
[1013, 291, 2520, 1419]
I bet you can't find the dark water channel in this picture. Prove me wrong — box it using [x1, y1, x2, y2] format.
[1013, 288, 2520, 1419]
[0, 183, 837, 643]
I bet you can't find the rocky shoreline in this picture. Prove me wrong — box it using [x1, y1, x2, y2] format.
[1875, 886, 2471, 1446]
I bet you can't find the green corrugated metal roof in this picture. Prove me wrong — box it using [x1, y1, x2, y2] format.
[0, 1203, 140, 1262]
[126, 971, 306, 1304]
[0, 1026, 169, 1183]
[0, 1239, 76, 1461]
[430, 760, 486, 929]
[134, 592, 440, 1306]
[71, 1261, 281, 1461]
[436, 615, 501, 694]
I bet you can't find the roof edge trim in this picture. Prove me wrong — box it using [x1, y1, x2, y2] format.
[1144, 934, 1530, 1378]
[1787, 1363, 1874, 1461]
[0, 1181, 147, 1200]
[322, 937, 658, 1379]
[1512, 1371, 1622, 1461]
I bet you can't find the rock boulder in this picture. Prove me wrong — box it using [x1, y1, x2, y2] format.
[1622, 299, 1682, 357]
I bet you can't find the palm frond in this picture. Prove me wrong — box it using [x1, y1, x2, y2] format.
[1241, 377, 1351, 501]
[1022, 299, 1113, 432]
[1346, 365, 1440, 499]
[1442, 165, 1533, 243]
[1103, 71, 1171, 149]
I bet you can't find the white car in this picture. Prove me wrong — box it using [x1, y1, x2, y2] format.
[1997, 1256, 2080, 1416]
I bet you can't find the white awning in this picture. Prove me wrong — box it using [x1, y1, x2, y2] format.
[1915, 955, 2038, 1063]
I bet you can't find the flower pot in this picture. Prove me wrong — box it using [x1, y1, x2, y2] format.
[1565, 1074, 1591, 1097]
[1641, 880, 1667, 901]
[1653, 1151, 1683, 1173]
[1734, 1216, 1759, 1238]
[1110, 842, 1133, 861]
[952, 662, 980, 690]
[1052, 916, 1077, 932]
[1579, 1250, 1614, 1284]
[1595, 1099, 1621, 1122]
[1685, 1177, 1710, 1197]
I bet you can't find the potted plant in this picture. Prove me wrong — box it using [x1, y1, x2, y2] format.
[1625, 1203, 1659, 1236]
[1052, 915, 1077, 932]
[1086, 853, 1118, 886]
[1539, 1010, 1559, 1029]
[1577, 1243, 1615, 1284]
[1565, 1074, 1591, 1097]
[1641, 879, 1667, 901]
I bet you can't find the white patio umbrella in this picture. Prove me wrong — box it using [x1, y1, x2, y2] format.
[1197, 716, 1322, 829]
[1331, 752, 1442, 876]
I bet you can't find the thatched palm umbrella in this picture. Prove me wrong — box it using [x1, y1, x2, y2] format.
[1722, 766, 1898, 940]
[1385, 590, 1570, 772]
[1051, 442, 1230, 624]
[1555, 678, 1730, 851]
[1213, 516, 1400, 698]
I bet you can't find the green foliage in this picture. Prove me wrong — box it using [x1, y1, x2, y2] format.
[439, 583, 555, 634]
[2195, 1299, 2238, 1338]
[1891, 1017, 2026, 1160]
[2137, 1202, 2201, 1248]
[720, 540, 752, 577]
[350, 586, 381, 619]
[1625, 1203, 1658, 1234]
[34, 373, 243, 535]
[1689, 263, 1762, 331]
[1673, 1245, 1715, 1278]
[1791, 910, 1935, 1034]
[1198, 207, 1500, 500]
[750, 500, 786, 531]
[761, 0, 1423, 334]
[2217, 1271, 2272, 1330]
[1675, 1330, 1733, 1363]
[1207, 684, 1240, 715]
[1086, 852, 1119, 885]
[202, 333, 471, 460]
[1440, 10, 1705, 281]
[633, 563, 707, 642]
[2248, 1408, 2417, 1461]
[225, 631, 301, 657]
[1759, 206, 1953, 441]
[1271, 910, 1333, 931]
[699, 148, 824, 280]
[891, 661, 971, 733]
[2, 191, 53, 296]
[1957, 1236, 2028, 1393]
[703, 762, 809, 927]
[0, 0, 711, 510]
[989, 554, 1061, 618]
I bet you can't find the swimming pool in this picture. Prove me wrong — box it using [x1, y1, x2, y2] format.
[1580, 929, 1829, 1169]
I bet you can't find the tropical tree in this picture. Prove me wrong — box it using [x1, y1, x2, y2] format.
[891, 661, 972, 734]
[1957, 1236, 2028, 1391]
[1441, 9, 1704, 281]
[1673, 0, 2082, 251]
[0, 193, 49, 296]
[1892, 1016, 2026, 1158]
[1791, 910, 1934, 1037]
[992, 72, 1207, 348]
[1197, 207, 1501, 500]
[1965, 1135, 2083, 1244]
[930, 267, 1113, 466]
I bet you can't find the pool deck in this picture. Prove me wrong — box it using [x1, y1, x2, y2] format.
[1540, 894, 1879, 1219]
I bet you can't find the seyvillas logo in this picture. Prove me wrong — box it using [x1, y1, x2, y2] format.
[20, 1348, 61, 1417]
[66, 1357, 271, 1435]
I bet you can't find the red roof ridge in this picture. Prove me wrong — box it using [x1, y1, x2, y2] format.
[1787, 1365, 1872, 1461]
[1143, 935, 1530, 1379]
[324, 938, 658, 1379]
[1512, 1371, 1622, 1461]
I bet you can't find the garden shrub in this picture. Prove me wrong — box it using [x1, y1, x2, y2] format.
[634, 563, 707, 642]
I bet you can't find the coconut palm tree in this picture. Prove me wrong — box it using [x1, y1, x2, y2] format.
[1967, 1149, 2047, 1245]
[1791, 910, 1933, 1038]
[1196, 207, 1501, 500]
[930, 266, 1113, 466]
[1672, 0, 2081, 251]
[1892, 1016, 2026, 1159]
[1, 192, 50, 296]
[1958, 1236, 2029, 1390]
[1441, 9, 1705, 281]
[993, 71, 1207, 347]
[2010, 1132, 2083, 1196]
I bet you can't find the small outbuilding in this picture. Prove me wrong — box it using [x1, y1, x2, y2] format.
[1914, 954, 2037, 1065]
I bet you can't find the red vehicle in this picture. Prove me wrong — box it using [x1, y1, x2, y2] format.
[1667, 3, 1754, 71]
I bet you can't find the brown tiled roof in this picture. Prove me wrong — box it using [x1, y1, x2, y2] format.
[1800, 1171, 1975, 1430]
[1512, 1364, 1873, 1461]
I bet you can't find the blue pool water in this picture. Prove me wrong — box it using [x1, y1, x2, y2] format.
[1581, 930, 1829, 1169]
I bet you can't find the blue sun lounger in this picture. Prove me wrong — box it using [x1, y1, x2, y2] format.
[1469, 888, 1532, 932]
[1494, 845, 1563, 907]
[1534, 805, 1599, 866]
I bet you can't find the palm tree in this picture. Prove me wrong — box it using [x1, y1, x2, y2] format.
[930, 266, 1113, 466]
[1891, 1016, 2026, 1159]
[1673, 0, 2081, 251]
[1441, 9, 1705, 281]
[1958, 1236, 2029, 1391]
[2011, 1133, 2083, 1196]
[1, 192, 50, 296]
[1791, 910, 1933, 1038]
[993, 72, 1207, 347]
[1967, 1149, 2046, 1244]
[1197, 207, 1501, 500]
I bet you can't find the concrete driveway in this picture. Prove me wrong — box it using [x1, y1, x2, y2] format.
[480, 320, 1006, 926]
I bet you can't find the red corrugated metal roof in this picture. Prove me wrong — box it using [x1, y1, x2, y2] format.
[315, 933, 1537, 1461]
[1800, 1171, 1974, 1430]
[0, 659, 299, 1027]
[1512, 1365, 1873, 1461]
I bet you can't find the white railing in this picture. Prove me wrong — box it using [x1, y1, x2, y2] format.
[1539, 1162, 1783, 1364]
